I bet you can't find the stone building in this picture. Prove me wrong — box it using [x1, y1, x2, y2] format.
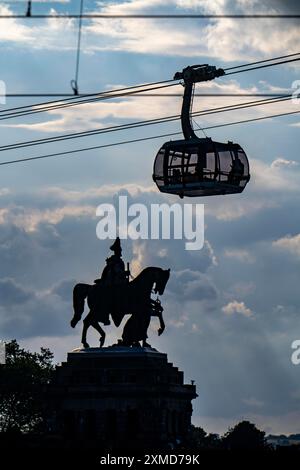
[48, 346, 197, 450]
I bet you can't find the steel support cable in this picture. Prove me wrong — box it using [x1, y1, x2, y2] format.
[0, 52, 299, 100]
[0, 108, 300, 167]
[0, 95, 295, 153]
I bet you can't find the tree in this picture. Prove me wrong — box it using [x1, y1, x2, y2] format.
[205, 433, 222, 449]
[0, 340, 54, 433]
[189, 425, 222, 450]
[223, 420, 268, 450]
[189, 425, 207, 448]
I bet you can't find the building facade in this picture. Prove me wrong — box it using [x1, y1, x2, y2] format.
[48, 346, 197, 450]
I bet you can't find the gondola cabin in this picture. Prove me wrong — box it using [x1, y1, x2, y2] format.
[152, 64, 250, 198]
[153, 137, 250, 198]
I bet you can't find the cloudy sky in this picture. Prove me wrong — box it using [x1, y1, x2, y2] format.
[0, 0, 300, 436]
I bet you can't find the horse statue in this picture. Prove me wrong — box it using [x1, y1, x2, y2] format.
[70, 267, 170, 348]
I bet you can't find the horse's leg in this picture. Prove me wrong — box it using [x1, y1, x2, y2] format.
[81, 313, 92, 348]
[71, 283, 90, 328]
[91, 321, 106, 347]
[121, 315, 134, 346]
[141, 312, 152, 348]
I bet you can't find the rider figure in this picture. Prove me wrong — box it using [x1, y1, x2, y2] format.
[101, 237, 129, 286]
[92, 237, 129, 326]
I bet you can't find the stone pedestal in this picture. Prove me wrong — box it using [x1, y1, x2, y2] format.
[49, 346, 197, 450]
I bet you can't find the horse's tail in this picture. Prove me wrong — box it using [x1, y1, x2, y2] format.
[71, 283, 90, 328]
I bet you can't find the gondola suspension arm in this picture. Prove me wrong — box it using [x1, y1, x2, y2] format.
[174, 65, 225, 140]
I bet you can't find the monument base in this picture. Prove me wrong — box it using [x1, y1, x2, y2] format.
[48, 346, 197, 450]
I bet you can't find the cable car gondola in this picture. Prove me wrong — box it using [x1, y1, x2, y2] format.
[153, 65, 250, 198]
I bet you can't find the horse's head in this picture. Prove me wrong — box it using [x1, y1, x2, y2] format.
[154, 268, 170, 296]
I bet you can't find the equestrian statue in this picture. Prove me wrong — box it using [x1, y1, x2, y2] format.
[70, 238, 170, 348]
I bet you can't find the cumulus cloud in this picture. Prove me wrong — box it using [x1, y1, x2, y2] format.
[0, 280, 72, 339]
[130, 238, 217, 275]
[51, 278, 76, 302]
[84, 0, 300, 60]
[0, 5, 77, 50]
[251, 158, 300, 193]
[224, 248, 255, 263]
[205, 198, 276, 222]
[1, 0, 300, 438]
[226, 281, 256, 298]
[222, 300, 253, 317]
[2, 92, 178, 132]
[0, 204, 95, 232]
[167, 269, 218, 301]
[186, 155, 300, 223]
[1, 178, 300, 435]
[271, 158, 299, 169]
[0, 277, 34, 306]
[0, 182, 218, 340]
[273, 233, 300, 257]
[0, 1, 299, 63]
[0, 5, 33, 43]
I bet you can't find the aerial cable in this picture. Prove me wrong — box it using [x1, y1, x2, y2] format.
[224, 52, 300, 71]
[0, 92, 292, 98]
[0, 94, 294, 151]
[71, 0, 84, 95]
[0, 83, 179, 121]
[0, 84, 293, 123]
[1, 13, 300, 19]
[0, 95, 294, 151]
[0, 52, 299, 100]
[0, 83, 178, 118]
[0, 108, 299, 166]
[225, 57, 300, 75]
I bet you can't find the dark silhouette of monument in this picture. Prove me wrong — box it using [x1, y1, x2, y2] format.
[49, 347, 197, 450]
[71, 237, 170, 349]
[49, 239, 197, 450]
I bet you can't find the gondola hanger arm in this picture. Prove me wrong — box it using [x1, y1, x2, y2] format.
[174, 64, 224, 140]
[174, 64, 225, 83]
